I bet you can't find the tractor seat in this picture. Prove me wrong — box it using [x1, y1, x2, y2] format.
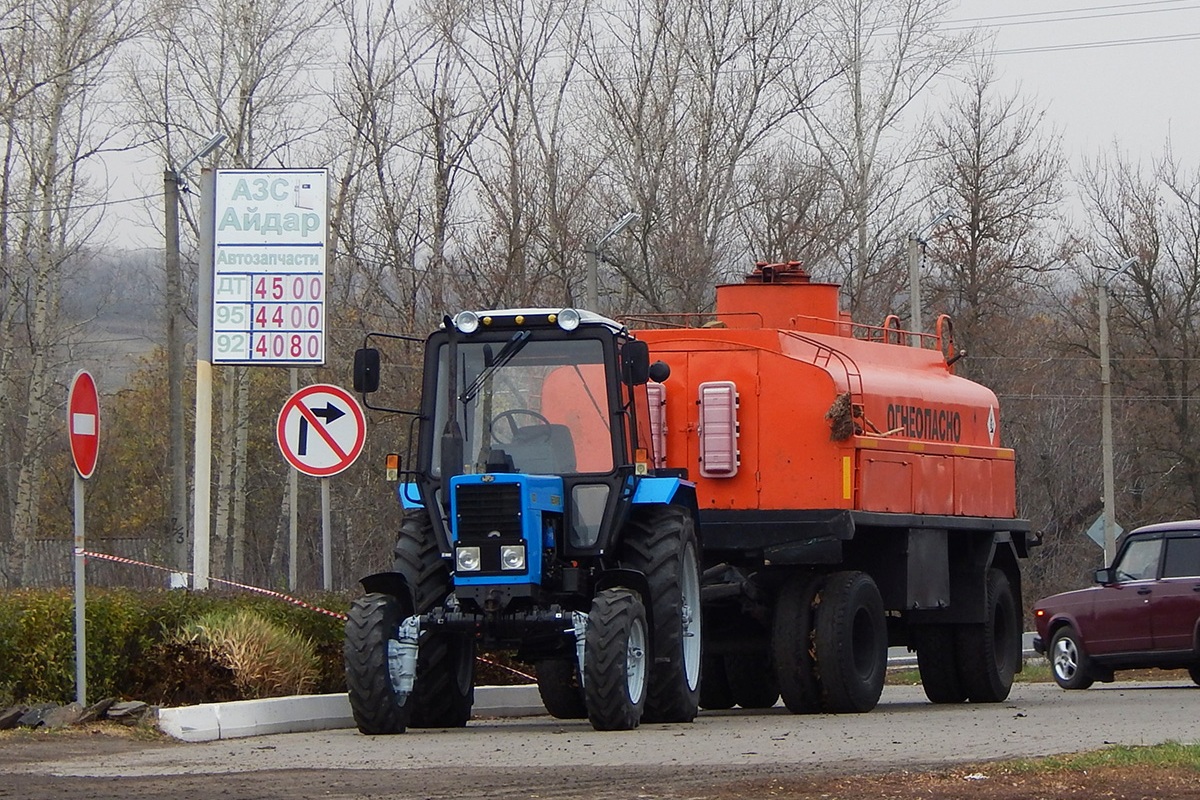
[506, 424, 577, 474]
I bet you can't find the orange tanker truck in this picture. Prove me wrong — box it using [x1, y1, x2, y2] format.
[346, 260, 1031, 734]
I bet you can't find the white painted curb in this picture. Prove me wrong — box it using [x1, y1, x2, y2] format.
[157, 685, 544, 742]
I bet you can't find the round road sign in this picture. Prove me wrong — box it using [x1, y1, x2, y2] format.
[68, 370, 100, 479]
[276, 384, 366, 477]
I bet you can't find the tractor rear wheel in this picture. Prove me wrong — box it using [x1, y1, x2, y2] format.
[772, 573, 824, 713]
[535, 658, 587, 719]
[956, 568, 1019, 703]
[913, 624, 967, 704]
[344, 592, 415, 735]
[812, 571, 887, 713]
[621, 506, 702, 723]
[584, 589, 648, 731]
[394, 510, 475, 728]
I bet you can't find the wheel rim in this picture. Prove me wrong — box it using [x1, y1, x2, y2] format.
[681, 542, 702, 691]
[1053, 636, 1078, 681]
[627, 616, 647, 703]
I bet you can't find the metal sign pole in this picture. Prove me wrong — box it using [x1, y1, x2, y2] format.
[193, 169, 216, 590]
[73, 472, 86, 706]
[321, 477, 332, 591]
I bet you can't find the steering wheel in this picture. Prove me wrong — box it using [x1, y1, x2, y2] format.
[489, 409, 551, 444]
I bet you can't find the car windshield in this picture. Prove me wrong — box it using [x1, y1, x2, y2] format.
[1114, 537, 1163, 582]
[430, 336, 614, 476]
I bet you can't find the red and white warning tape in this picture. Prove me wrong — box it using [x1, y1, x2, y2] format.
[75, 548, 537, 682]
[77, 549, 348, 620]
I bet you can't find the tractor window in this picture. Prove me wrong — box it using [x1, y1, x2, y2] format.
[431, 337, 615, 476]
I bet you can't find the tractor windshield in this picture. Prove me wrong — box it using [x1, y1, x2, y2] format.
[430, 336, 614, 476]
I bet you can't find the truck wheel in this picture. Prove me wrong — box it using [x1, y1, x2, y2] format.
[956, 568, 1020, 703]
[535, 659, 587, 719]
[772, 573, 824, 714]
[699, 653, 735, 710]
[395, 510, 475, 728]
[1049, 625, 1094, 690]
[813, 570, 887, 713]
[912, 624, 967, 704]
[621, 506, 702, 723]
[584, 588, 648, 731]
[725, 653, 780, 708]
[344, 592, 415, 735]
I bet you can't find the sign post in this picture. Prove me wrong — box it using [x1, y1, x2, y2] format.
[68, 370, 99, 707]
[276, 384, 366, 589]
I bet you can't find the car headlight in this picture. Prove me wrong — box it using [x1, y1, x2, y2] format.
[500, 545, 526, 571]
[556, 308, 581, 331]
[453, 311, 480, 334]
[455, 546, 481, 572]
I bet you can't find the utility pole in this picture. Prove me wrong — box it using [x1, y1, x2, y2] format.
[906, 208, 954, 348]
[164, 167, 187, 584]
[1100, 256, 1137, 565]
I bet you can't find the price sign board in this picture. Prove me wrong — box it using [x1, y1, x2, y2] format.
[212, 169, 329, 365]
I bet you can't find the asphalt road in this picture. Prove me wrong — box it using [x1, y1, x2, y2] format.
[5, 679, 1198, 799]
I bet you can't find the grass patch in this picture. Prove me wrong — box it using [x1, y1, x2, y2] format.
[887, 661, 1051, 686]
[1001, 741, 1200, 773]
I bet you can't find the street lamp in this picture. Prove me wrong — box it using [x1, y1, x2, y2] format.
[164, 132, 226, 586]
[585, 211, 640, 310]
[906, 208, 954, 348]
[1100, 255, 1137, 566]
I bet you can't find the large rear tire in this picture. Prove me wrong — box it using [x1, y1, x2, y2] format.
[535, 658, 587, 719]
[725, 653, 780, 709]
[620, 506, 702, 723]
[394, 510, 475, 728]
[813, 571, 887, 713]
[344, 593, 415, 735]
[956, 568, 1020, 703]
[772, 573, 824, 714]
[584, 588, 648, 731]
[913, 624, 967, 704]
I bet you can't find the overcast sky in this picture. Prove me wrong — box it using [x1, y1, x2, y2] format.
[104, 0, 1200, 251]
[949, 0, 1200, 166]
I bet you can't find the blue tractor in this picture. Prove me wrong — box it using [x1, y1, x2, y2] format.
[344, 307, 702, 732]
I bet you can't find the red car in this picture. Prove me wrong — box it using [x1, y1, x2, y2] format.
[1033, 520, 1200, 689]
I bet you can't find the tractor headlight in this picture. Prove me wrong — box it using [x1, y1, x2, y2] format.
[455, 546, 481, 572]
[500, 545, 526, 571]
[556, 308, 581, 331]
[453, 311, 480, 334]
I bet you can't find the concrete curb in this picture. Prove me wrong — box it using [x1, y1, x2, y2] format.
[157, 685, 545, 742]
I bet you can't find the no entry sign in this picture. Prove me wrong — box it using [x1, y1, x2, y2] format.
[68, 370, 100, 479]
[276, 383, 366, 477]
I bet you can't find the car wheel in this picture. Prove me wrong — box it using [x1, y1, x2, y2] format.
[1188, 664, 1200, 687]
[1049, 625, 1094, 690]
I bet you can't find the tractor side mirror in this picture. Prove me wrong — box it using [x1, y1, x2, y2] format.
[648, 360, 671, 383]
[622, 340, 650, 385]
[353, 348, 381, 393]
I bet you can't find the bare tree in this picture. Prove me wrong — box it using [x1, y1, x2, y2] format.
[0, 0, 141, 586]
[583, 0, 819, 314]
[802, 0, 972, 316]
[922, 59, 1067, 377]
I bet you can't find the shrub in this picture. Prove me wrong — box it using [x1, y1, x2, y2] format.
[176, 608, 319, 699]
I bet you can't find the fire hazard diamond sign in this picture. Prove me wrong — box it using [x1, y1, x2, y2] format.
[276, 384, 366, 477]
